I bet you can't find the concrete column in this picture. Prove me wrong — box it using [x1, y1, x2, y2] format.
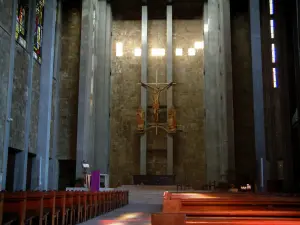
[105, 3, 112, 173]
[249, 0, 267, 192]
[76, 0, 95, 178]
[204, 0, 234, 184]
[219, 0, 235, 182]
[48, 0, 62, 190]
[94, 0, 111, 174]
[140, 5, 148, 175]
[166, 4, 173, 175]
[2, 0, 18, 190]
[32, 0, 57, 191]
[204, 0, 221, 184]
[13, 0, 37, 191]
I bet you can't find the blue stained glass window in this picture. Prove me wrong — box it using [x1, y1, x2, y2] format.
[33, 0, 45, 63]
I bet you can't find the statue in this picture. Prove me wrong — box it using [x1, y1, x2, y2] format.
[168, 107, 177, 132]
[141, 81, 174, 123]
[152, 90, 160, 123]
[136, 107, 145, 131]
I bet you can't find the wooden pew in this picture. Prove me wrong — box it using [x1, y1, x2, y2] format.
[54, 192, 66, 225]
[3, 192, 26, 225]
[65, 192, 74, 225]
[86, 192, 94, 219]
[72, 191, 81, 223]
[42, 191, 58, 225]
[152, 213, 300, 225]
[0, 193, 3, 225]
[163, 192, 300, 217]
[25, 192, 44, 225]
[1, 190, 128, 225]
[79, 192, 87, 222]
[96, 192, 103, 216]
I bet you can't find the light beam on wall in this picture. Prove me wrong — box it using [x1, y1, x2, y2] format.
[116, 42, 123, 57]
[188, 48, 196, 56]
[134, 48, 141, 57]
[175, 48, 183, 56]
[204, 20, 209, 33]
[152, 48, 165, 56]
[194, 41, 204, 49]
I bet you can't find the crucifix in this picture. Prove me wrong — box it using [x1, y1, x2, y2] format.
[139, 70, 175, 124]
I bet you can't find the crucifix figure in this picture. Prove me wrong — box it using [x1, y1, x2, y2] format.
[141, 81, 174, 123]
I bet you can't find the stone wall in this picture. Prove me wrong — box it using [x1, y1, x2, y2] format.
[57, 0, 81, 160]
[110, 20, 141, 186]
[173, 20, 204, 189]
[110, 19, 204, 188]
[1, 1, 41, 155]
[9, 44, 29, 151]
[231, 2, 256, 185]
[0, 0, 13, 171]
[29, 62, 40, 154]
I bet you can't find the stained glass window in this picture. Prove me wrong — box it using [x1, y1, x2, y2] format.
[15, 0, 29, 48]
[33, 0, 45, 63]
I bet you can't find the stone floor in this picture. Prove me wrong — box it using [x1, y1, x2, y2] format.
[80, 203, 162, 225]
[79, 185, 171, 225]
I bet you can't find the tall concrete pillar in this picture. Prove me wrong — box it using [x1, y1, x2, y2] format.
[140, 5, 148, 175]
[76, 0, 96, 178]
[204, 0, 234, 184]
[13, 0, 37, 191]
[219, 0, 235, 183]
[48, 0, 62, 190]
[32, 0, 57, 191]
[94, 0, 112, 174]
[249, 0, 267, 192]
[166, 4, 173, 175]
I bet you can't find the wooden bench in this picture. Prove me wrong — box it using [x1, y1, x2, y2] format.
[54, 191, 66, 225]
[163, 192, 300, 217]
[152, 213, 300, 225]
[157, 192, 300, 225]
[1, 190, 129, 225]
[3, 192, 26, 225]
[65, 191, 75, 225]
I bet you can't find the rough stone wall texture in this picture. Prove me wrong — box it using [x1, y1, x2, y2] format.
[110, 20, 141, 186]
[0, 0, 12, 171]
[9, 44, 29, 151]
[173, 20, 204, 188]
[173, 20, 206, 188]
[231, 5, 256, 185]
[29, 62, 40, 154]
[57, 1, 81, 159]
[110, 20, 204, 188]
[0, 0, 13, 33]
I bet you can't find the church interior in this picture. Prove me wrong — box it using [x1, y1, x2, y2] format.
[1, 0, 300, 224]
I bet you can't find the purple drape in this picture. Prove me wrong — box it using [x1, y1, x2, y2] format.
[90, 170, 100, 192]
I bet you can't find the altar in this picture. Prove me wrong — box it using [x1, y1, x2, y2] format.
[133, 175, 175, 185]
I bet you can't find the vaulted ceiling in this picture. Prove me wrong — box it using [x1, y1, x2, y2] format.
[111, 0, 203, 20]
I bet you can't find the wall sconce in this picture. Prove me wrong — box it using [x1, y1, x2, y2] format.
[116, 42, 123, 57]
